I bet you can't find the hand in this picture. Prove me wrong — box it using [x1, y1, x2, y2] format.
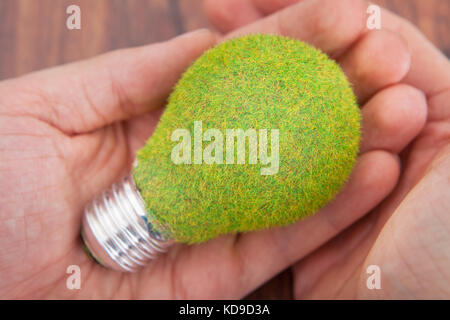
[205, 0, 450, 298]
[0, 0, 442, 300]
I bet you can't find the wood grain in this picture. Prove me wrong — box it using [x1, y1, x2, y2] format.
[0, 0, 448, 299]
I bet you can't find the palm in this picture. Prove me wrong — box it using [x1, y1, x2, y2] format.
[0, 105, 150, 298]
[292, 113, 450, 299]
[0, 99, 247, 299]
[0, 113, 84, 298]
[0, 31, 243, 299]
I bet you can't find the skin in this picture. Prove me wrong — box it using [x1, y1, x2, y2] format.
[205, 0, 450, 299]
[0, 0, 447, 299]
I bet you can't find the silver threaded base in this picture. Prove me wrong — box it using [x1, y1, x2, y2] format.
[81, 175, 173, 272]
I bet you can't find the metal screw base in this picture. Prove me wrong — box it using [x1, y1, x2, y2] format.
[81, 175, 172, 272]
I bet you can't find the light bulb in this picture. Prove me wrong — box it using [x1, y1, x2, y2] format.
[81, 34, 360, 272]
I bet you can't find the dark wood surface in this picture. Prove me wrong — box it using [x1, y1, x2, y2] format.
[0, 0, 448, 299]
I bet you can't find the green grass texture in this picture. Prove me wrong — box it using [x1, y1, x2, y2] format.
[133, 34, 361, 244]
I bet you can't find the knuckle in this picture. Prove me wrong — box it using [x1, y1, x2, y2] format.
[204, 0, 234, 29]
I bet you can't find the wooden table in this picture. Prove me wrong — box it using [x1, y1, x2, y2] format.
[0, 0, 448, 299]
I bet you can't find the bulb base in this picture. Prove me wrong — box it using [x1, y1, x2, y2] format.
[81, 175, 172, 272]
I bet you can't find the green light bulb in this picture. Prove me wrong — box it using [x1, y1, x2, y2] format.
[82, 34, 360, 271]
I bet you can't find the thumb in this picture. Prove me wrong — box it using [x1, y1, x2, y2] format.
[2, 29, 216, 135]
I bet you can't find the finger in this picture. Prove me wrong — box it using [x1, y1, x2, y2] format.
[428, 88, 450, 122]
[222, 0, 450, 98]
[291, 209, 377, 299]
[380, 7, 450, 97]
[360, 84, 427, 154]
[224, 0, 367, 57]
[68, 109, 165, 206]
[229, 150, 400, 297]
[338, 30, 411, 104]
[0, 29, 216, 135]
[252, 0, 304, 14]
[124, 108, 165, 154]
[204, 0, 263, 33]
[204, 0, 301, 33]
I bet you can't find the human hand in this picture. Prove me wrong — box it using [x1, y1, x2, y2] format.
[0, 30, 221, 298]
[0, 26, 373, 300]
[205, 0, 450, 298]
[0, 0, 444, 299]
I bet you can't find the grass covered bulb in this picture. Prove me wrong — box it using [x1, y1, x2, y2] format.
[133, 34, 361, 244]
[82, 34, 361, 271]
